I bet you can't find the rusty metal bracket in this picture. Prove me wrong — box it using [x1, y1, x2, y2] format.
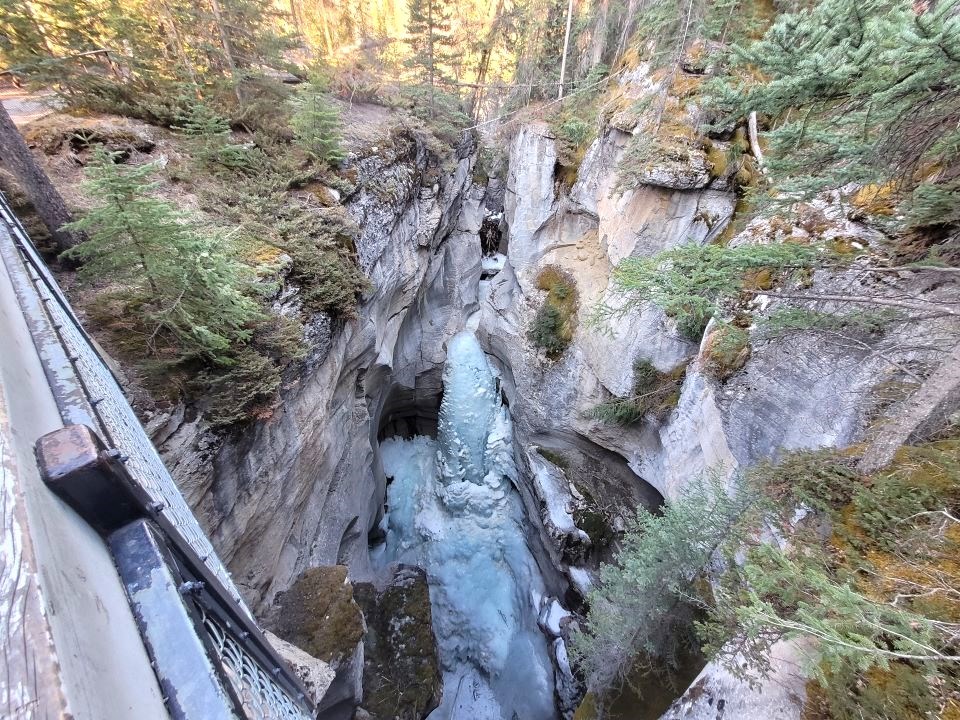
[35, 424, 144, 534]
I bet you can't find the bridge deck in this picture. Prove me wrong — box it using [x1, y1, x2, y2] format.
[0, 197, 315, 720]
[0, 219, 169, 719]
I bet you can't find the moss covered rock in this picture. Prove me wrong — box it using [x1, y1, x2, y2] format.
[274, 565, 365, 666]
[354, 566, 442, 720]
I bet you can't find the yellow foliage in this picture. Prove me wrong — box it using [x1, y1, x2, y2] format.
[943, 700, 960, 720]
[617, 46, 642, 72]
[851, 182, 897, 217]
[826, 237, 861, 255]
[742, 268, 773, 290]
[669, 71, 703, 99]
[244, 241, 286, 266]
[535, 264, 579, 343]
[704, 141, 729, 179]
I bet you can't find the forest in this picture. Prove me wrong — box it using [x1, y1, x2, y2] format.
[1, 0, 959, 719]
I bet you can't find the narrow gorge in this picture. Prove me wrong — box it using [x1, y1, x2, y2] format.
[5, 5, 958, 715]
[140, 72, 928, 717]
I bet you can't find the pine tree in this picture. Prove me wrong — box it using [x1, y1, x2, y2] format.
[61, 148, 260, 361]
[174, 101, 252, 169]
[603, 242, 820, 339]
[289, 82, 344, 163]
[1, 0, 292, 122]
[707, 0, 960, 237]
[570, 474, 759, 696]
[406, 0, 455, 116]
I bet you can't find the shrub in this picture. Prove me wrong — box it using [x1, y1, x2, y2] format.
[571, 474, 757, 695]
[290, 82, 345, 164]
[548, 64, 608, 181]
[758, 308, 900, 339]
[529, 304, 567, 356]
[591, 358, 685, 424]
[201, 169, 368, 317]
[573, 418, 960, 720]
[537, 448, 570, 470]
[398, 85, 472, 148]
[190, 347, 282, 426]
[529, 265, 579, 357]
[174, 101, 254, 171]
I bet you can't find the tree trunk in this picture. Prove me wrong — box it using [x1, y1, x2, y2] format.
[158, 0, 200, 90]
[589, 0, 610, 67]
[858, 339, 960, 473]
[471, 0, 505, 120]
[318, 0, 335, 57]
[0, 103, 84, 252]
[428, 0, 435, 118]
[209, 0, 237, 71]
[209, 0, 242, 103]
[558, 0, 575, 99]
[748, 111, 765, 169]
[616, 0, 639, 60]
[289, 0, 304, 40]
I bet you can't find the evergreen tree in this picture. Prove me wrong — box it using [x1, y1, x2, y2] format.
[0, 0, 293, 123]
[570, 474, 759, 695]
[406, 0, 455, 116]
[289, 82, 344, 163]
[707, 0, 960, 238]
[174, 101, 252, 169]
[62, 148, 260, 361]
[603, 242, 820, 339]
[573, 447, 960, 715]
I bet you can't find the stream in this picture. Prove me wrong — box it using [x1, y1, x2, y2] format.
[374, 331, 559, 720]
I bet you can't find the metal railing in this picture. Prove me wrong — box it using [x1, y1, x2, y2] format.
[0, 193, 315, 720]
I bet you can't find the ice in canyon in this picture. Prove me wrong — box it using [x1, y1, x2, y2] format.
[378, 331, 557, 720]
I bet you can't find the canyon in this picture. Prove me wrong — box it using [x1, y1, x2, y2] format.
[133, 67, 952, 720]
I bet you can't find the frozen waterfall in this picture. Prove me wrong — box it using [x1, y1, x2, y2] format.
[376, 331, 557, 720]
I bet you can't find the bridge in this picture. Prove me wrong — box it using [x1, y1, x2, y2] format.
[0, 192, 320, 720]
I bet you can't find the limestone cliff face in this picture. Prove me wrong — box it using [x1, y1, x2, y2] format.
[158, 132, 477, 614]
[154, 66, 953, 719]
[483, 70, 954, 720]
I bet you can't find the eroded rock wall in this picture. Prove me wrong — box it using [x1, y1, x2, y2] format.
[158, 133, 477, 614]
[486, 67, 958, 720]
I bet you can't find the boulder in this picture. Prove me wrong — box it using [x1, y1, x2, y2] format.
[353, 566, 442, 720]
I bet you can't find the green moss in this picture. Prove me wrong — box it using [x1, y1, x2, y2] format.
[537, 448, 571, 470]
[704, 141, 729, 180]
[529, 265, 579, 358]
[275, 566, 365, 665]
[354, 568, 442, 719]
[703, 323, 750, 380]
[574, 507, 616, 552]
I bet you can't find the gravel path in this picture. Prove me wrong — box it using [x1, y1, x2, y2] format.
[0, 91, 58, 126]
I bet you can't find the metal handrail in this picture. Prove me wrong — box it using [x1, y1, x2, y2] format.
[1, 195, 315, 719]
